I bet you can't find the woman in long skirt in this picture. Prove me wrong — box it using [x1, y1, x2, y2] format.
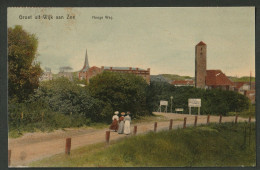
[109, 111, 119, 132]
[118, 112, 125, 134]
[124, 112, 131, 135]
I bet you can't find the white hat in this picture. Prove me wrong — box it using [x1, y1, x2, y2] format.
[114, 111, 119, 115]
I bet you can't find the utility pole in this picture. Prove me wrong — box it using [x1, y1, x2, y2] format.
[170, 96, 173, 113]
[250, 71, 252, 90]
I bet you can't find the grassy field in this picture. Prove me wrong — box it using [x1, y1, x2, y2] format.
[161, 74, 193, 81]
[30, 122, 256, 167]
[228, 76, 255, 82]
[228, 104, 255, 118]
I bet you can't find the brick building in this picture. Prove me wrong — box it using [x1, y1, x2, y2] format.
[195, 41, 207, 88]
[205, 70, 234, 90]
[244, 90, 255, 104]
[101, 66, 150, 84]
[195, 41, 235, 90]
[234, 82, 255, 104]
[79, 66, 102, 83]
[78, 49, 150, 83]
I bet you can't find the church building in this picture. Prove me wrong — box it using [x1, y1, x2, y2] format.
[78, 49, 150, 84]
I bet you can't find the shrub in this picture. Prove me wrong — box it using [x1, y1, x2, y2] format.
[147, 81, 250, 115]
[88, 71, 150, 119]
[29, 77, 103, 121]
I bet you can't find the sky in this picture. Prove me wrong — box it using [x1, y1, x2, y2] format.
[7, 7, 255, 77]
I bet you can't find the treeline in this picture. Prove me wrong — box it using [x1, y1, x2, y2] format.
[9, 73, 250, 133]
[147, 81, 250, 115]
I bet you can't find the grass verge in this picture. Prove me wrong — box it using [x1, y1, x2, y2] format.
[228, 104, 255, 118]
[8, 114, 166, 138]
[30, 122, 256, 167]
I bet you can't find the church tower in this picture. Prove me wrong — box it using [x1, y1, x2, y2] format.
[195, 41, 207, 88]
[78, 48, 90, 80]
[82, 49, 90, 71]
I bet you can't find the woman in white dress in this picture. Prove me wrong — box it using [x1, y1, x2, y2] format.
[118, 112, 125, 134]
[124, 112, 131, 135]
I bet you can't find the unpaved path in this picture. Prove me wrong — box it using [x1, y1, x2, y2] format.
[8, 113, 253, 167]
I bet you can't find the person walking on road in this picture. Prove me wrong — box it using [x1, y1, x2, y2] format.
[109, 111, 119, 132]
[118, 112, 125, 134]
[124, 112, 131, 135]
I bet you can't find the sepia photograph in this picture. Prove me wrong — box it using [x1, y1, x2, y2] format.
[7, 7, 255, 167]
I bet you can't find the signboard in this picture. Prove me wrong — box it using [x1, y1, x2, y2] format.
[188, 99, 201, 107]
[175, 108, 184, 112]
[160, 100, 168, 106]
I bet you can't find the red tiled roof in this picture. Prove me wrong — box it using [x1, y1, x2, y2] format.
[205, 70, 234, 86]
[234, 81, 255, 90]
[234, 82, 247, 89]
[172, 80, 194, 85]
[88, 66, 100, 72]
[196, 41, 206, 46]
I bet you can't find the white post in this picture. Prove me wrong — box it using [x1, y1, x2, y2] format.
[170, 96, 173, 113]
[189, 107, 191, 115]
[198, 107, 200, 115]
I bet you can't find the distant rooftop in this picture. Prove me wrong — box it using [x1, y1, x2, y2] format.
[103, 66, 146, 71]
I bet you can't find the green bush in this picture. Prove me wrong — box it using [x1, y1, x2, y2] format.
[147, 81, 250, 115]
[8, 100, 91, 135]
[88, 71, 150, 119]
[29, 77, 103, 121]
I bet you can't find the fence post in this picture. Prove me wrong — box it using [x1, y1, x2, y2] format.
[235, 115, 238, 124]
[169, 119, 173, 130]
[248, 116, 251, 123]
[194, 116, 197, 127]
[8, 150, 11, 166]
[134, 126, 137, 135]
[219, 115, 222, 124]
[154, 122, 157, 132]
[65, 138, 71, 155]
[106, 131, 110, 145]
[207, 115, 210, 124]
[183, 117, 187, 129]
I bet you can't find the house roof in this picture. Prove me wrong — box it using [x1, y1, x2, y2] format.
[205, 70, 234, 86]
[234, 81, 255, 90]
[196, 41, 206, 46]
[88, 66, 100, 72]
[234, 82, 248, 89]
[103, 66, 145, 71]
[172, 80, 194, 85]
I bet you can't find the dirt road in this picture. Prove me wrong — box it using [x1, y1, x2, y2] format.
[8, 113, 253, 167]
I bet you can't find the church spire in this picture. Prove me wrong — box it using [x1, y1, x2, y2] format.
[82, 48, 90, 71]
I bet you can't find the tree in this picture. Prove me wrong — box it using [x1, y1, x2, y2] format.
[147, 81, 249, 115]
[88, 71, 150, 119]
[8, 25, 43, 102]
[30, 77, 103, 121]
